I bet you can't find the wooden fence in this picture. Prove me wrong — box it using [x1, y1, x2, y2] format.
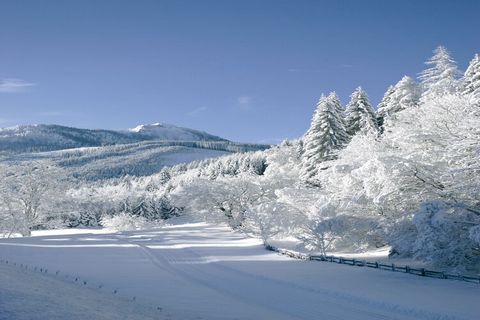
[265, 244, 480, 284]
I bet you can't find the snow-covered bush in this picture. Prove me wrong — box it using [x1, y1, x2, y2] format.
[390, 201, 480, 272]
[100, 212, 159, 231]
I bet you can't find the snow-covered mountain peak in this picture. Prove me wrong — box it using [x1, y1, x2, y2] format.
[127, 122, 226, 141]
[128, 122, 170, 133]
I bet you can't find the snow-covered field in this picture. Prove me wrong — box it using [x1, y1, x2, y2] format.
[0, 263, 162, 320]
[0, 223, 478, 320]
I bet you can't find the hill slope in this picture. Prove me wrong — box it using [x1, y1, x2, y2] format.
[0, 123, 227, 153]
[0, 123, 269, 179]
[7, 142, 231, 180]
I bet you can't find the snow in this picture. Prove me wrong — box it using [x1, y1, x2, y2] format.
[0, 223, 478, 320]
[129, 123, 159, 133]
[0, 263, 163, 320]
[128, 122, 225, 141]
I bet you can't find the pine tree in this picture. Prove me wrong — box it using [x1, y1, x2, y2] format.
[158, 168, 171, 185]
[301, 93, 349, 182]
[419, 46, 460, 102]
[462, 54, 480, 105]
[377, 76, 420, 129]
[376, 85, 395, 128]
[345, 87, 379, 136]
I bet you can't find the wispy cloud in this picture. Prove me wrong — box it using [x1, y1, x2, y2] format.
[237, 96, 251, 105]
[0, 78, 36, 93]
[187, 106, 207, 117]
[234, 95, 253, 111]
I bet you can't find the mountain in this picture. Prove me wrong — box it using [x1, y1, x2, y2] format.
[129, 123, 226, 142]
[0, 123, 270, 179]
[0, 123, 228, 153]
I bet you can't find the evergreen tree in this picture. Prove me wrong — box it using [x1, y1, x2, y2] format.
[158, 168, 171, 185]
[377, 76, 420, 129]
[462, 54, 480, 105]
[376, 85, 395, 128]
[345, 87, 379, 136]
[419, 46, 460, 102]
[301, 93, 349, 182]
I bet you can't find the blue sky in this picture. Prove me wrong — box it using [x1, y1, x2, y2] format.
[1, 0, 479, 143]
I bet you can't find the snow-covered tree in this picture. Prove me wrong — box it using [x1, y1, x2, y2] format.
[345, 87, 379, 136]
[462, 53, 480, 105]
[376, 85, 395, 128]
[300, 93, 349, 183]
[0, 161, 69, 236]
[390, 201, 480, 272]
[171, 176, 261, 228]
[377, 76, 420, 129]
[419, 46, 460, 102]
[323, 92, 480, 269]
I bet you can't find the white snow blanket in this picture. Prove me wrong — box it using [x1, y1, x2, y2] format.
[0, 223, 478, 320]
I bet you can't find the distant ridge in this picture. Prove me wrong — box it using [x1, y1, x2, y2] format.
[0, 123, 230, 153]
[127, 122, 227, 142]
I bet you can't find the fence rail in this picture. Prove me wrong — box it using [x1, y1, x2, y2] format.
[265, 244, 480, 284]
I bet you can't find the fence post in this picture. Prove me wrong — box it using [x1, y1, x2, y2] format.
[421, 268, 426, 276]
[406, 265, 410, 273]
[392, 263, 395, 272]
[375, 262, 379, 268]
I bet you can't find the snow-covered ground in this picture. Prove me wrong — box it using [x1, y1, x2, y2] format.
[0, 263, 163, 320]
[0, 223, 478, 320]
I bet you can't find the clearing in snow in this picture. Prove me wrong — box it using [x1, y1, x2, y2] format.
[0, 223, 478, 320]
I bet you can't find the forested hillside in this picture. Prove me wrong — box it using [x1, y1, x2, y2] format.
[0, 123, 228, 153]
